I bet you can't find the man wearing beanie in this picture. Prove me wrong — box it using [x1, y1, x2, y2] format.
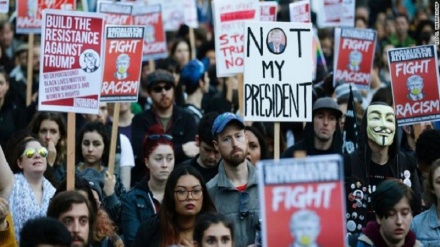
[132, 69, 198, 176]
[281, 97, 343, 158]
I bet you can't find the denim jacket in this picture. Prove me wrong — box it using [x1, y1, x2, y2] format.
[411, 204, 440, 247]
[207, 160, 260, 247]
[121, 178, 158, 247]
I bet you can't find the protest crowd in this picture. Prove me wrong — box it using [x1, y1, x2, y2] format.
[0, 0, 439, 246]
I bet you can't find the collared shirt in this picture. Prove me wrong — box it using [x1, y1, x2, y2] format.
[411, 204, 440, 246]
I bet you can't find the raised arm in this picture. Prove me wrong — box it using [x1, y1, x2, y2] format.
[0, 145, 14, 200]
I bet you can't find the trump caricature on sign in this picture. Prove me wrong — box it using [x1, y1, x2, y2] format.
[289, 209, 322, 247]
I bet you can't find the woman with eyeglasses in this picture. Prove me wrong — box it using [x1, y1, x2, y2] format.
[28, 111, 67, 186]
[133, 165, 216, 247]
[121, 124, 175, 247]
[193, 212, 234, 247]
[76, 121, 125, 226]
[0, 137, 56, 242]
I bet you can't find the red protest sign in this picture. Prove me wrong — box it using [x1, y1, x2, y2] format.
[16, 0, 76, 33]
[258, 155, 346, 247]
[101, 26, 144, 102]
[39, 9, 105, 114]
[260, 2, 277, 22]
[97, 0, 134, 25]
[334, 28, 376, 90]
[133, 4, 168, 61]
[388, 45, 440, 125]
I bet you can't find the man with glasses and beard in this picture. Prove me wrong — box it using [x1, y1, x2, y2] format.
[47, 191, 96, 247]
[344, 102, 421, 235]
[207, 112, 260, 247]
[132, 69, 199, 183]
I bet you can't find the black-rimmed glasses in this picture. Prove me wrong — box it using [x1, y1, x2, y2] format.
[148, 134, 173, 141]
[174, 188, 203, 201]
[240, 192, 250, 219]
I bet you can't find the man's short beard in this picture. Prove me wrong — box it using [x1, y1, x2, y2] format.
[224, 152, 246, 167]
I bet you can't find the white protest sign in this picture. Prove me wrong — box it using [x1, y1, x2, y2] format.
[244, 21, 313, 122]
[289, 0, 310, 23]
[148, 0, 185, 31]
[213, 0, 260, 77]
[39, 9, 105, 114]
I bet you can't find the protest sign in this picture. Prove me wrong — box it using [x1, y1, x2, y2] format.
[184, 0, 198, 28]
[97, 0, 133, 25]
[213, 0, 260, 77]
[244, 21, 313, 122]
[289, 0, 310, 23]
[16, 0, 76, 33]
[101, 25, 145, 102]
[38, 9, 105, 114]
[133, 4, 168, 60]
[260, 1, 277, 22]
[388, 45, 440, 125]
[148, 0, 185, 31]
[333, 28, 376, 90]
[0, 0, 9, 13]
[258, 155, 346, 247]
[314, 0, 354, 28]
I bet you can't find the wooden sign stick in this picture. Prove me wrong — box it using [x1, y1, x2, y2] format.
[26, 34, 34, 106]
[107, 102, 120, 175]
[66, 112, 76, 190]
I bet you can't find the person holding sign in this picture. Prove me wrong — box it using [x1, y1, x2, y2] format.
[344, 102, 421, 234]
[121, 124, 175, 247]
[281, 97, 343, 158]
[207, 113, 260, 247]
[75, 121, 126, 226]
[353, 180, 422, 247]
[0, 137, 56, 242]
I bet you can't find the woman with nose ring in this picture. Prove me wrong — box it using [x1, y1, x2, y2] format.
[121, 124, 176, 247]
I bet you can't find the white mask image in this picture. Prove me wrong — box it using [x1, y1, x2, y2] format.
[366, 105, 396, 146]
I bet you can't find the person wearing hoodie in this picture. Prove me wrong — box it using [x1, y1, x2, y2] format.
[353, 179, 422, 247]
[281, 97, 343, 158]
[344, 102, 421, 235]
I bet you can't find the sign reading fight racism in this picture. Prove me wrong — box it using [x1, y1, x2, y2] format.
[289, 0, 310, 23]
[101, 26, 145, 102]
[388, 45, 440, 125]
[244, 21, 313, 122]
[133, 4, 168, 60]
[97, 0, 133, 25]
[213, 0, 260, 77]
[314, 0, 354, 28]
[258, 155, 346, 247]
[260, 1, 277, 22]
[39, 9, 105, 114]
[333, 28, 377, 90]
[17, 0, 76, 33]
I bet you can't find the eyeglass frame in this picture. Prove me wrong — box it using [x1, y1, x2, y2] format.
[21, 147, 49, 159]
[174, 188, 204, 201]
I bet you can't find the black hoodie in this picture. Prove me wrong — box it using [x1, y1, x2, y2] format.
[344, 102, 421, 234]
[281, 114, 342, 158]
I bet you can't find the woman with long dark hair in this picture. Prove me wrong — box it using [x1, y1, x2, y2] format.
[133, 165, 216, 247]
